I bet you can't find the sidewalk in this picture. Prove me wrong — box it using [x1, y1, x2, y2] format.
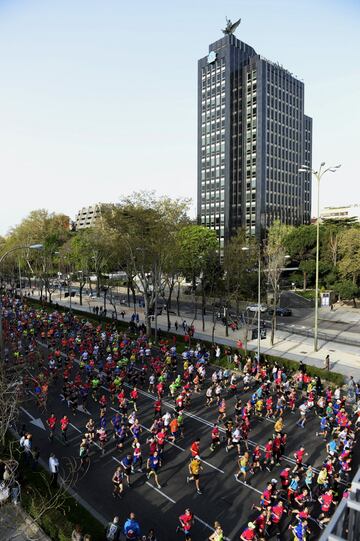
[0, 503, 50, 541]
[26, 290, 360, 381]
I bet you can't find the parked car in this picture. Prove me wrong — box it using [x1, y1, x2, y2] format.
[268, 307, 292, 316]
[246, 303, 268, 313]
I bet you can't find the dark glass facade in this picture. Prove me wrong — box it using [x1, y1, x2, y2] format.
[197, 34, 312, 244]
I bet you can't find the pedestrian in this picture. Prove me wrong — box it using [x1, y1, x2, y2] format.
[105, 516, 121, 541]
[123, 512, 141, 540]
[23, 434, 33, 465]
[324, 354, 330, 371]
[71, 525, 82, 541]
[49, 453, 59, 486]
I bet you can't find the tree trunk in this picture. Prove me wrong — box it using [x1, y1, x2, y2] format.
[79, 283, 84, 306]
[211, 302, 216, 345]
[303, 271, 307, 291]
[271, 298, 277, 346]
[131, 285, 137, 312]
[96, 273, 100, 297]
[225, 304, 229, 337]
[176, 281, 181, 317]
[166, 282, 174, 332]
[127, 283, 130, 306]
[103, 289, 108, 311]
[154, 292, 158, 344]
[143, 294, 152, 337]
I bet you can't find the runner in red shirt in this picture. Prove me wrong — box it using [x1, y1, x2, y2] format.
[130, 387, 139, 412]
[280, 467, 291, 490]
[47, 413, 57, 442]
[318, 490, 333, 526]
[293, 446, 308, 474]
[253, 483, 273, 512]
[269, 500, 286, 539]
[154, 399, 162, 418]
[210, 424, 220, 452]
[176, 508, 194, 540]
[264, 438, 274, 471]
[240, 522, 256, 540]
[60, 415, 69, 444]
[190, 439, 200, 458]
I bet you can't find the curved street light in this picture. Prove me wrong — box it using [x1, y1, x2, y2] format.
[299, 162, 341, 351]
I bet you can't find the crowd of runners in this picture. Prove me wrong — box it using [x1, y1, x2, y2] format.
[2, 293, 360, 540]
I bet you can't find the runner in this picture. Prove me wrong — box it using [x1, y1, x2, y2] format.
[112, 466, 124, 498]
[187, 455, 203, 494]
[46, 413, 57, 442]
[176, 508, 194, 540]
[146, 450, 162, 489]
[60, 415, 69, 444]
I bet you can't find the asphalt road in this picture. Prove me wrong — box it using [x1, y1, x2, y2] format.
[15, 340, 360, 541]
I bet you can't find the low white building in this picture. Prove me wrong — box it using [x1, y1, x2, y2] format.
[320, 204, 360, 222]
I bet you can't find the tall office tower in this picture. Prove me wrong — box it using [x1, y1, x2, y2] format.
[197, 26, 312, 247]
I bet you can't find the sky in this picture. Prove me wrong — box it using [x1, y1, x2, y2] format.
[0, 0, 359, 235]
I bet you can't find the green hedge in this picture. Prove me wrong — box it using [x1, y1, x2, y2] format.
[217, 352, 345, 387]
[19, 456, 104, 540]
[0, 437, 105, 541]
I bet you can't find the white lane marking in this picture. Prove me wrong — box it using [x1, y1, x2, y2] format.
[70, 422, 82, 433]
[36, 342, 325, 476]
[194, 515, 231, 541]
[199, 458, 224, 474]
[234, 476, 262, 494]
[145, 482, 176, 504]
[109, 410, 224, 473]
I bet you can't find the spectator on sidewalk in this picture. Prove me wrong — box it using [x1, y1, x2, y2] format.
[324, 354, 330, 371]
[105, 516, 121, 541]
[123, 512, 141, 540]
[71, 525, 83, 541]
[49, 453, 59, 486]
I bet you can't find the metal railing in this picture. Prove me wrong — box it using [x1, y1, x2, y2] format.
[320, 468, 360, 540]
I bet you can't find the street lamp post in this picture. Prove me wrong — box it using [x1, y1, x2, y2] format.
[299, 162, 341, 351]
[0, 244, 43, 360]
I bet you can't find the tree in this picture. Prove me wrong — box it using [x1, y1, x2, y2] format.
[338, 228, 360, 285]
[265, 221, 293, 345]
[333, 280, 359, 307]
[223, 228, 258, 335]
[177, 225, 218, 331]
[298, 259, 316, 291]
[2, 210, 70, 300]
[285, 225, 316, 289]
[102, 192, 190, 338]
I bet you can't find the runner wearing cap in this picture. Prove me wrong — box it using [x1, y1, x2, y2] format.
[240, 522, 256, 540]
[187, 455, 203, 494]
